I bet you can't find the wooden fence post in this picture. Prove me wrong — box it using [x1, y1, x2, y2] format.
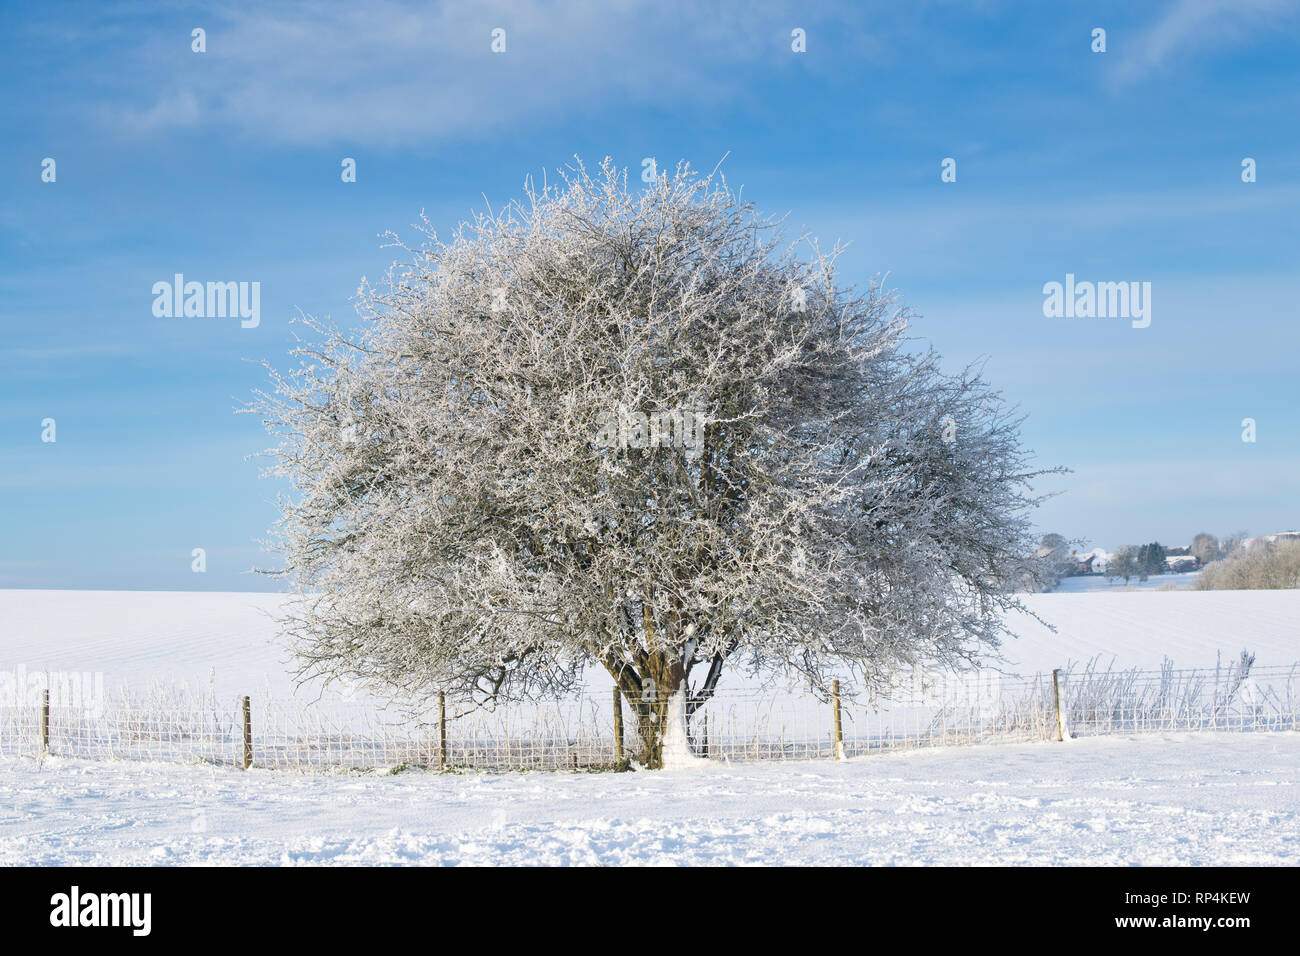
[832, 679, 844, 760]
[1052, 669, 1064, 742]
[241, 695, 253, 769]
[612, 686, 624, 765]
[438, 691, 447, 770]
[40, 688, 50, 755]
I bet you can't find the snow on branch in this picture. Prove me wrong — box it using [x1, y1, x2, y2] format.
[247, 157, 1061, 766]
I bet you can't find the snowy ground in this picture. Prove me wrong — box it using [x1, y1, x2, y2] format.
[2, 588, 1296, 866]
[2, 733, 1296, 865]
[1, 588, 1296, 703]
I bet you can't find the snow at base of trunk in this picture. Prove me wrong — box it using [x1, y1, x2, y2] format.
[661, 688, 707, 770]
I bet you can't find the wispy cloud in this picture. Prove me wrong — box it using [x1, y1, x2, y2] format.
[1113, 0, 1298, 86]
[96, 0, 871, 147]
[110, 89, 200, 135]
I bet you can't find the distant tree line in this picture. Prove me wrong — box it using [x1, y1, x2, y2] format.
[1197, 538, 1300, 590]
[1019, 529, 1277, 592]
[1106, 542, 1167, 583]
[1191, 531, 1247, 567]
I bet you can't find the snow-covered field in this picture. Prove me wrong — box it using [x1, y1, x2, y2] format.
[3, 733, 1295, 865]
[2, 587, 1296, 701]
[2, 588, 1297, 865]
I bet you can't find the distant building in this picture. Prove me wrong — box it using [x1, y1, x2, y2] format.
[1165, 554, 1199, 573]
[1070, 548, 1109, 575]
[1243, 530, 1300, 551]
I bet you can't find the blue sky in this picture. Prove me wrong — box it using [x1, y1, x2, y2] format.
[2, 0, 1297, 591]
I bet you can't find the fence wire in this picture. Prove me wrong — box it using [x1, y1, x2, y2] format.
[2, 663, 1295, 772]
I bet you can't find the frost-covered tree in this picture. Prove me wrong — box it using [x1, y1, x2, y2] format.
[250, 159, 1059, 767]
[1033, 532, 1081, 589]
[1198, 539, 1300, 590]
[1108, 545, 1142, 583]
[1220, 530, 1248, 559]
[1191, 532, 1219, 567]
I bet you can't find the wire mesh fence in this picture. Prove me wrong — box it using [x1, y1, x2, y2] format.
[1, 661, 1295, 772]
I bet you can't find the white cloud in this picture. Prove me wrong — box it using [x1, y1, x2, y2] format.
[1113, 0, 1297, 85]
[112, 89, 200, 134]
[97, 0, 860, 147]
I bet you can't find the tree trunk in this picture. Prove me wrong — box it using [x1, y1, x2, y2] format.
[602, 595, 728, 767]
[603, 645, 689, 769]
[631, 684, 675, 769]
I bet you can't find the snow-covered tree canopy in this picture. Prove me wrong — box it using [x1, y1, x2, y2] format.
[251, 158, 1058, 766]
